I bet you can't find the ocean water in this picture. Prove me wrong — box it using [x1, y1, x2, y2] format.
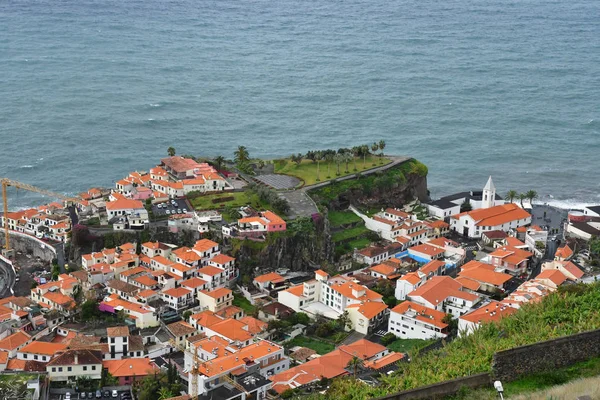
[1, 0, 599, 209]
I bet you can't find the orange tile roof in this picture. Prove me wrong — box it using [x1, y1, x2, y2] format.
[346, 301, 388, 319]
[391, 301, 448, 329]
[210, 254, 235, 265]
[427, 237, 459, 248]
[282, 285, 305, 297]
[200, 288, 232, 299]
[419, 260, 445, 275]
[167, 321, 197, 337]
[239, 316, 268, 335]
[505, 237, 526, 247]
[329, 281, 382, 302]
[192, 336, 232, 358]
[562, 261, 584, 279]
[190, 311, 223, 328]
[399, 272, 422, 285]
[460, 301, 517, 324]
[315, 269, 328, 278]
[43, 291, 76, 309]
[105, 198, 144, 211]
[198, 340, 282, 377]
[339, 338, 387, 359]
[193, 239, 219, 253]
[216, 305, 244, 319]
[370, 263, 398, 277]
[385, 208, 410, 218]
[103, 357, 158, 377]
[458, 261, 513, 286]
[120, 266, 151, 277]
[409, 276, 479, 304]
[254, 272, 284, 283]
[0, 350, 8, 365]
[0, 331, 31, 351]
[536, 269, 568, 286]
[6, 358, 26, 371]
[263, 210, 286, 225]
[207, 319, 252, 342]
[133, 275, 157, 287]
[163, 287, 192, 298]
[173, 247, 203, 263]
[137, 289, 158, 298]
[197, 265, 224, 277]
[409, 244, 446, 257]
[555, 245, 574, 260]
[364, 352, 404, 370]
[180, 277, 208, 289]
[455, 276, 481, 291]
[19, 341, 67, 356]
[428, 220, 449, 229]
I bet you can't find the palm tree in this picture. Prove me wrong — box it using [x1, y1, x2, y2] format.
[214, 155, 225, 171]
[379, 139, 386, 163]
[371, 143, 379, 166]
[167, 147, 176, 157]
[351, 147, 360, 171]
[525, 190, 538, 205]
[315, 151, 323, 182]
[334, 153, 344, 176]
[361, 144, 369, 169]
[346, 355, 364, 379]
[325, 152, 335, 179]
[505, 190, 518, 203]
[234, 146, 250, 164]
[342, 151, 353, 173]
[518, 193, 527, 208]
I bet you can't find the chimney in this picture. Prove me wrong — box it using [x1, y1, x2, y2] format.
[74, 353, 78, 364]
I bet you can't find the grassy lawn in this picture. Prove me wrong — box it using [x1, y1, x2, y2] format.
[274, 155, 391, 186]
[328, 210, 362, 227]
[286, 336, 335, 355]
[347, 237, 371, 250]
[331, 224, 369, 243]
[233, 293, 257, 315]
[190, 191, 252, 210]
[386, 338, 433, 354]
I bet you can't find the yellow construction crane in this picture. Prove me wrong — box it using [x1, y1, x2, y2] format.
[1, 177, 78, 257]
[169, 338, 200, 399]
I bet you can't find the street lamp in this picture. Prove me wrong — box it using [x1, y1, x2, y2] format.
[494, 380, 504, 400]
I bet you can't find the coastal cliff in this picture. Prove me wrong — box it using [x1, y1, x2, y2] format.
[308, 158, 429, 212]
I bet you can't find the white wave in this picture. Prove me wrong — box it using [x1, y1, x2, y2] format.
[19, 165, 34, 169]
[149, 103, 161, 107]
[542, 198, 597, 211]
[147, 118, 155, 121]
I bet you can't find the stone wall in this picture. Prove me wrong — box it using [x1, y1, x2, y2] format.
[374, 373, 491, 400]
[492, 328, 600, 382]
[0, 229, 57, 261]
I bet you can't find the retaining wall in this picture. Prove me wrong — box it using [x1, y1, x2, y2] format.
[492, 328, 600, 382]
[374, 373, 491, 400]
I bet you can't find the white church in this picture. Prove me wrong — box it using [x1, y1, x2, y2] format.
[425, 177, 505, 220]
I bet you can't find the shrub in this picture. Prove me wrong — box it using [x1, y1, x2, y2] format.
[381, 332, 397, 346]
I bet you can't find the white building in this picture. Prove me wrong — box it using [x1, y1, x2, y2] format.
[450, 203, 532, 238]
[46, 349, 103, 382]
[406, 276, 481, 318]
[458, 301, 517, 337]
[426, 176, 505, 220]
[388, 301, 448, 340]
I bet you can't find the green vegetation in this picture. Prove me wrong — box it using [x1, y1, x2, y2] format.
[233, 293, 257, 315]
[448, 356, 600, 400]
[190, 191, 253, 210]
[275, 155, 391, 186]
[0, 374, 38, 399]
[307, 283, 600, 400]
[386, 338, 433, 354]
[309, 159, 428, 209]
[328, 210, 362, 227]
[285, 336, 335, 355]
[331, 224, 369, 242]
[190, 184, 289, 215]
[346, 237, 371, 250]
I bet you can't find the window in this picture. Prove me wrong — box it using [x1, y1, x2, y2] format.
[83, 366, 87, 371]
[92, 366, 96, 370]
[58, 367, 63, 372]
[52, 367, 56, 372]
[68, 367, 72, 372]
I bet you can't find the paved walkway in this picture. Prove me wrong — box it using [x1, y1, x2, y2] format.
[255, 174, 301, 190]
[281, 155, 411, 218]
[339, 331, 366, 346]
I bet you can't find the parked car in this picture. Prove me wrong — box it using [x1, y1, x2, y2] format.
[96, 390, 102, 398]
[165, 210, 170, 215]
[88, 392, 94, 399]
[104, 390, 110, 398]
[182, 208, 187, 213]
[120, 393, 131, 400]
[112, 390, 119, 398]
[64, 393, 71, 400]
[177, 209, 182, 214]
[80, 392, 87, 399]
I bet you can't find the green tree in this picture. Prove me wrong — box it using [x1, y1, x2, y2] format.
[101, 369, 118, 387]
[182, 310, 192, 321]
[257, 159, 265, 169]
[81, 300, 101, 321]
[158, 387, 174, 400]
[346, 356, 364, 379]
[505, 190, 518, 203]
[234, 146, 250, 164]
[167, 147, 176, 157]
[460, 199, 472, 212]
[361, 144, 370, 168]
[342, 151, 353, 173]
[338, 310, 352, 331]
[381, 332, 397, 346]
[325, 152, 335, 179]
[526, 190, 538, 205]
[371, 143, 379, 165]
[214, 155, 225, 171]
[379, 139, 386, 160]
[334, 153, 344, 176]
[519, 192, 527, 208]
[315, 151, 324, 182]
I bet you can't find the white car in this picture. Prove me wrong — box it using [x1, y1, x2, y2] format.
[165, 210, 170, 215]
[112, 390, 118, 398]
[64, 393, 71, 400]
